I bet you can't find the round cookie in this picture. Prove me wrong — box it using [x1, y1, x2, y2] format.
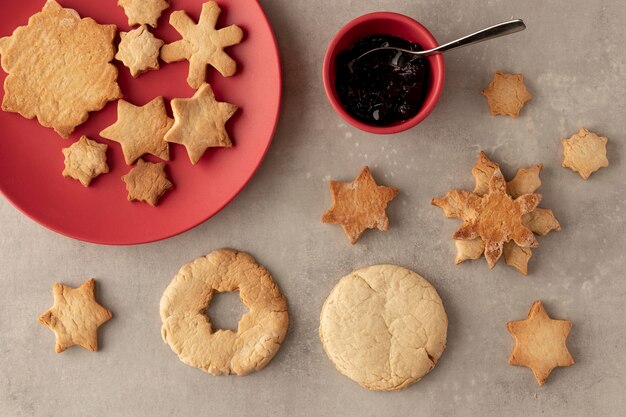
[160, 249, 289, 375]
[319, 264, 447, 391]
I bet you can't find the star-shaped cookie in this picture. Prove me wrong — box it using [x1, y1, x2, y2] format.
[481, 71, 532, 118]
[322, 166, 399, 244]
[122, 159, 173, 206]
[164, 83, 237, 164]
[38, 279, 112, 353]
[115, 25, 164, 77]
[507, 300, 575, 385]
[161, 1, 243, 88]
[62, 136, 109, 187]
[118, 0, 170, 28]
[100, 97, 172, 165]
[561, 128, 609, 179]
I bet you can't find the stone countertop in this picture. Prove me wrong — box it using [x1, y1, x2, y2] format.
[1, 0, 624, 416]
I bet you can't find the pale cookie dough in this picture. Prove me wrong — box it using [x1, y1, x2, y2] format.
[319, 264, 448, 391]
[160, 249, 289, 376]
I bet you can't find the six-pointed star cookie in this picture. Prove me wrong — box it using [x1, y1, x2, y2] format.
[62, 136, 109, 187]
[322, 166, 399, 244]
[118, 0, 170, 28]
[122, 159, 173, 206]
[561, 127, 609, 179]
[481, 71, 532, 118]
[38, 278, 113, 353]
[161, 1, 243, 88]
[165, 83, 238, 164]
[507, 300, 575, 385]
[100, 97, 172, 164]
[116, 25, 164, 77]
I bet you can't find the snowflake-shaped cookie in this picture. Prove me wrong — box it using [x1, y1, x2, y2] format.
[62, 136, 109, 187]
[116, 25, 164, 78]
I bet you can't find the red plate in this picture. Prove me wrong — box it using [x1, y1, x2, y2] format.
[0, 0, 281, 245]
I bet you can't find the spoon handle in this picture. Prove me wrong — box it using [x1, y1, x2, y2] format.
[421, 19, 526, 56]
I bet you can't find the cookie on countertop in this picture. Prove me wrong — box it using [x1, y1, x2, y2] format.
[319, 264, 447, 391]
[100, 97, 172, 164]
[38, 278, 113, 353]
[561, 127, 609, 179]
[507, 300, 575, 385]
[62, 136, 109, 187]
[0, 0, 122, 138]
[160, 249, 289, 375]
[322, 166, 399, 244]
[164, 83, 237, 164]
[115, 25, 164, 77]
[161, 1, 243, 88]
[122, 159, 173, 206]
[481, 71, 532, 118]
[118, 0, 169, 28]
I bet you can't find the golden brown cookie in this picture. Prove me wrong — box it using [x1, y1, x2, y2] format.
[122, 159, 173, 206]
[507, 300, 575, 385]
[100, 97, 172, 164]
[434, 152, 560, 275]
[320, 264, 447, 391]
[118, 0, 169, 28]
[160, 249, 289, 376]
[165, 83, 237, 164]
[161, 1, 243, 88]
[38, 278, 112, 353]
[115, 25, 164, 77]
[62, 136, 109, 187]
[322, 166, 399, 244]
[481, 71, 532, 118]
[561, 128, 609, 179]
[0, 0, 122, 138]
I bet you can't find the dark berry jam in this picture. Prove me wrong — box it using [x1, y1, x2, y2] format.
[335, 34, 430, 126]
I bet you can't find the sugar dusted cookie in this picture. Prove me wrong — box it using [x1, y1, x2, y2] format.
[160, 249, 289, 375]
[320, 264, 447, 391]
[561, 128, 609, 179]
[62, 136, 109, 187]
[116, 25, 164, 77]
[481, 71, 532, 118]
[322, 166, 399, 244]
[122, 159, 173, 206]
[100, 97, 172, 164]
[161, 1, 243, 88]
[165, 83, 238, 164]
[0, 0, 122, 138]
[118, 0, 170, 28]
[507, 300, 575, 385]
[38, 279, 112, 353]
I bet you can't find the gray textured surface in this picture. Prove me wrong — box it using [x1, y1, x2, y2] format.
[1, 0, 625, 416]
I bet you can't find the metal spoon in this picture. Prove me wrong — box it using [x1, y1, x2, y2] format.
[357, 19, 526, 62]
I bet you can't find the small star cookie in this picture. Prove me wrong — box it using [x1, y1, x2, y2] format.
[561, 128, 609, 179]
[165, 83, 238, 164]
[62, 136, 109, 187]
[507, 300, 575, 385]
[122, 159, 173, 206]
[100, 97, 172, 164]
[116, 25, 164, 77]
[161, 1, 243, 88]
[38, 279, 113, 353]
[322, 166, 399, 244]
[118, 0, 170, 28]
[481, 71, 532, 118]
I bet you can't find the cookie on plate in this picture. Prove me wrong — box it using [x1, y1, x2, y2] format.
[320, 264, 447, 390]
[161, 1, 243, 88]
[481, 71, 532, 118]
[115, 25, 164, 77]
[0, 0, 122, 137]
[160, 249, 289, 375]
[62, 136, 109, 187]
[561, 128, 609, 179]
[117, 0, 170, 28]
[122, 159, 173, 206]
[38, 278, 113, 353]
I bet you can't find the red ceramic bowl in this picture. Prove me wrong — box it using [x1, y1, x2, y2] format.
[323, 12, 445, 134]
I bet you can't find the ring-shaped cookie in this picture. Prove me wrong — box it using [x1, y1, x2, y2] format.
[160, 249, 289, 375]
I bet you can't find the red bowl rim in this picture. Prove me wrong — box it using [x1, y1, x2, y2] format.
[322, 11, 445, 134]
